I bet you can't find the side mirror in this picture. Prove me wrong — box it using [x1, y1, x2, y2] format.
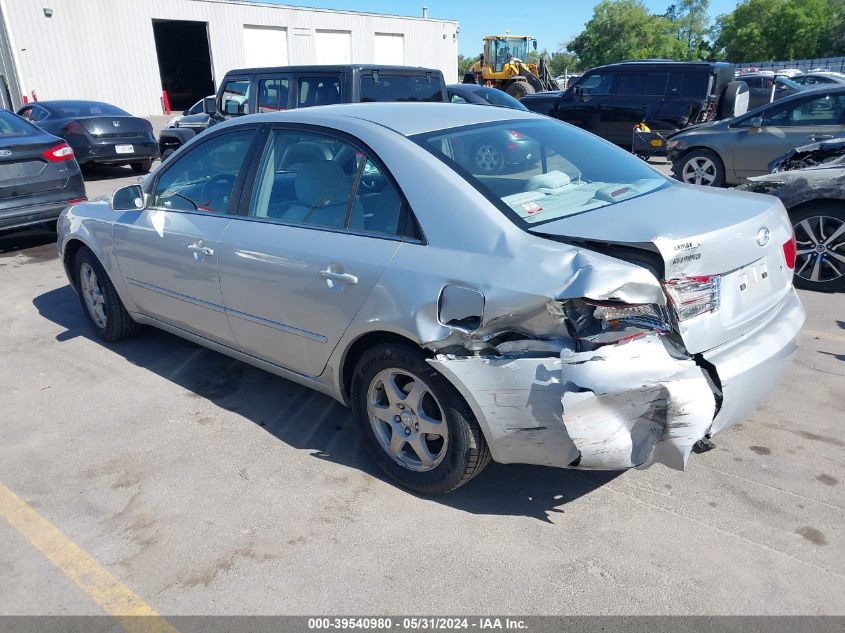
[750, 116, 763, 129]
[112, 184, 146, 211]
[203, 96, 217, 114]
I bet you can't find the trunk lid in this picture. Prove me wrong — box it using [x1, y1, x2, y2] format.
[531, 184, 795, 353]
[79, 116, 150, 138]
[0, 132, 70, 199]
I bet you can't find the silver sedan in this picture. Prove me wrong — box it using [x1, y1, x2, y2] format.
[57, 103, 804, 494]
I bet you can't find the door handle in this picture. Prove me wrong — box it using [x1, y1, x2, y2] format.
[187, 243, 214, 256]
[319, 269, 358, 285]
[809, 134, 833, 141]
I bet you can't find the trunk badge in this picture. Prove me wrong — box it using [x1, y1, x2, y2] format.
[0, 149, 11, 157]
[112, 120, 120, 127]
[756, 227, 770, 246]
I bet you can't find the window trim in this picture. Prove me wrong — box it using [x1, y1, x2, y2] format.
[232, 122, 425, 244]
[145, 125, 264, 217]
[220, 76, 252, 117]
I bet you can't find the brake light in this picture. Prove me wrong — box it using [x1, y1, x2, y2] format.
[662, 275, 721, 321]
[783, 234, 796, 269]
[66, 121, 86, 135]
[42, 142, 74, 162]
[562, 299, 671, 348]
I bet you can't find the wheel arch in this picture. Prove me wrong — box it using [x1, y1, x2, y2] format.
[672, 145, 728, 181]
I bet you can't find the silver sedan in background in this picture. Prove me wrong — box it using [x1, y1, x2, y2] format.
[57, 103, 804, 494]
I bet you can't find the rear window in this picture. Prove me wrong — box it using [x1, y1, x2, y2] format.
[360, 74, 443, 102]
[413, 119, 670, 228]
[53, 102, 128, 117]
[473, 87, 527, 110]
[0, 110, 37, 136]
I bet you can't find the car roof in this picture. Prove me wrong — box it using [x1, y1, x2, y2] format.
[229, 102, 538, 136]
[223, 64, 441, 76]
[593, 60, 732, 70]
[446, 84, 485, 92]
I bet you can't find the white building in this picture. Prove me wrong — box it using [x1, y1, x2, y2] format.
[0, 0, 459, 114]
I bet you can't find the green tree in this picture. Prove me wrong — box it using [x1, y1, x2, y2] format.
[568, 0, 685, 68]
[457, 53, 478, 78]
[714, 0, 836, 61]
[671, 0, 711, 59]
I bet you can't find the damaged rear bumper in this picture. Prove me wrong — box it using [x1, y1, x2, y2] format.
[430, 288, 804, 472]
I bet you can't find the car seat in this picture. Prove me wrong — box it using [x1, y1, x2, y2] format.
[283, 161, 361, 227]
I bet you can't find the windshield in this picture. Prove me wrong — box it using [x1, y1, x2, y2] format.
[412, 119, 670, 228]
[497, 38, 529, 61]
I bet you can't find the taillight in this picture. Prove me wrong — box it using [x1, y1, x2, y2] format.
[562, 299, 671, 348]
[66, 121, 86, 135]
[783, 234, 797, 269]
[42, 142, 74, 162]
[663, 275, 721, 321]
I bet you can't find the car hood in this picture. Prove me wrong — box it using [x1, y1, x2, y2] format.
[529, 183, 795, 353]
[671, 118, 730, 139]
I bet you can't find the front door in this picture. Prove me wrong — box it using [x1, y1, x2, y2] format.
[217, 127, 406, 377]
[732, 92, 845, 180]
[113, 127, 259, 344]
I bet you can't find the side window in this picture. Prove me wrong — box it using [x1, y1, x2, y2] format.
[619, 73, 646, 96]
[450, 93, 468, 103]
[258, 78, 290, 113]
[152, 130, 255, 214]
[221, 79, 250, 116]
[18, 107, 33, 121]
[298, 77, 341, 107]
[577, 72, 615, 95]
[644, 72, 669, 96]
[762, 94, 845, 126]
[667, 71, 708, 97]
[249, 129, 404, 236]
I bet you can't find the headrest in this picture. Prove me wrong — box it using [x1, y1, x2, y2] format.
[525, 170, 571, 191]
[295, 161, 349, 207]
[279, 141, 332, 169]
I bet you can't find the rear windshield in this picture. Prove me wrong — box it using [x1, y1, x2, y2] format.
[473, 87, 528, 110]
[52, 102, 128, 117]
[412, 119, 670, 228]
[0, 110, 37, 137]
[360, 75, 444, 102]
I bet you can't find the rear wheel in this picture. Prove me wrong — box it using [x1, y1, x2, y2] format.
[351, 343, 491, 494]
[790, 202, 845, 292]
[676, 149, 725, 187]
[74, 247, 140, 341]
[131, 159, 153, 173]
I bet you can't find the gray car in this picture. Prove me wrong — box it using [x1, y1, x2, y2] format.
[668, 86, 845, 187]
[57, 103, 804, 494]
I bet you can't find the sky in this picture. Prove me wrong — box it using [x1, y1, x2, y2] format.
[257, 0, 739, 56]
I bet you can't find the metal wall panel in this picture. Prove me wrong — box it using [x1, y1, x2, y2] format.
[0, 0, 459, 114]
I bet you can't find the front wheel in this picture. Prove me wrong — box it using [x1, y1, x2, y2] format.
[791, 202, 845, 292]
[351, 343, 491, 494]
[675, 149, 725, 187]
[74, 247, 140, 342]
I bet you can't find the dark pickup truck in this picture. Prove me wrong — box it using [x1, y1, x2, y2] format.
[160, 64, 447, 160]
[521, 60, 749, 150]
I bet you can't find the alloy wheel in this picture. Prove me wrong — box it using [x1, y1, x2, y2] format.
[474, 144, 503, 173]
[681, 156, 718, 185]
[79, 262, 107, 328]
[794, 215, 845, 285]
[367, 368, 448, 472]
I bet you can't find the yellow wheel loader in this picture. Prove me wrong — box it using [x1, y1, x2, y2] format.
[464, 35, 558, 98]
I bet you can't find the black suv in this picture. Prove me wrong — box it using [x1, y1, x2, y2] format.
[160, 64, 446, 159]
[521, 60, 748, 149]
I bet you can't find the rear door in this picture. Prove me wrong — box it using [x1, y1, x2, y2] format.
[112, 126, 261, 344]
[657, 70, 709, 129]
[600, 71, 667, 146]
[217, 126, 406, 377]
[733, 92, 845, 179]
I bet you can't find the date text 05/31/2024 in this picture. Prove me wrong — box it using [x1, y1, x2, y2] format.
[307, 618, 528, 630]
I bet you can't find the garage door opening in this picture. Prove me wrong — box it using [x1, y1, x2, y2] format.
[152, 19, 215, 112]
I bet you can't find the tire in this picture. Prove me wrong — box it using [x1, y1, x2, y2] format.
[74, 247, 140, 342]
[471, 141, 506, 175]
[351, 343, 491, 495]
[506, 81, 535, 100]
[790, 201, 845, 292]
[674, 149, 725, 187]
[131, 159, 153, 173]
[718, 80, 749, 119]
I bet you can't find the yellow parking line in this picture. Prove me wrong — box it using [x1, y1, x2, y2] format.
[0, 481, 178, 633]
[803, 329, 845, 344]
